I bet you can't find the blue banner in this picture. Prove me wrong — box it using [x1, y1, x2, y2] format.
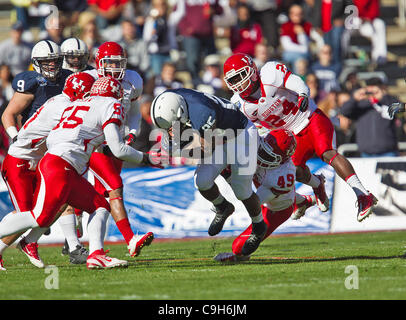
[0, 158, 335, 242]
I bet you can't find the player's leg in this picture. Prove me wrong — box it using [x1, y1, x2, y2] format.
[293, 132, 330, 212]
[0, 155, 41, 265]
[310, 109, 377, 221]
[230, 121, 266, 256]
[67, 170, 128, 269]
[90, 152, 154, 257]
[194, 162, 235, 236]
[291, 193, 316, 220]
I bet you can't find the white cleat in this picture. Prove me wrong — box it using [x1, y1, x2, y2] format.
[128, 232, 154, 257]
[17, 238, 45, 268]
[214, 252, 250, 263]
[292, 195, 316, 220]
[86, 249, 128, 269]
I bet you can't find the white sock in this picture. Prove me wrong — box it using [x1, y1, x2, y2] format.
[346, 174, 369, 197]
[307, 174, 321, 188]
[0, 239, 9, 255]
[58, 214, 81, 252]
[87, 208, 109, 254]
[25, 227, 48, 243]
[0, 211, 39, 238]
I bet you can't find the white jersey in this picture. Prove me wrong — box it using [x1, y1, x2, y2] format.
[8, 93, 71, 167]
[231, 61, 317, 135]
[254, 159, 296, 212]
[46, 95, 125, 175]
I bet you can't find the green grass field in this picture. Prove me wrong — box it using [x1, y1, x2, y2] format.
[1, 230, 406, 301]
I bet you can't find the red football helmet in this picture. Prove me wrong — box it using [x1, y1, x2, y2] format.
[95, 41, 127, 80]
[223, 53, 259, 98]
[90, 76, 123, 100]
[257, 129, 297, 169]
[63, 72, 95, 101]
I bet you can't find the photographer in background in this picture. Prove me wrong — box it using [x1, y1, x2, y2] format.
[340, 78, 399, 158]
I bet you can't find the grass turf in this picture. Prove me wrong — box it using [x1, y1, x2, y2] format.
[0, 230, 405, 300]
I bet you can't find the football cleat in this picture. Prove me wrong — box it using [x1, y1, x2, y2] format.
[17, 238, 45, 268]
[86, 249, 128, 269]
[214, 252, 251, 263]
[69, 245, 89, 264]
[128, 232, 154, 257]
[0, 255, 6, 271]
[291, 195, 316, 220]
[208, 201, 235, 236]
[241, 220, 267, 256]
[313, 174, 329, 212]
[357, 192, 378, 222]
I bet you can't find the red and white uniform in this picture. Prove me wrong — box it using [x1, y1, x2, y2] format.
[1, 93, 71, 212]
[232, 61, 336, 167]
[30, 95, 125, 227]
[85, 69, 143, 195]
[232, 159, 296, 255]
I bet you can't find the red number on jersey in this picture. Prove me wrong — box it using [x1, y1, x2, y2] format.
[264, 114, 286, 128]
[23, 105, 45, 130]
[281, 99, 299, 116]
[276, 63, 287, 74]
[54, 105, 90, 130]
[277, 174, 295, 189]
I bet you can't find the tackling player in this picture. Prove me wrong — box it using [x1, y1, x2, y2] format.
[0, 72, 95, 270]
[81, 41, 154, 258]
[223, 53, 377, 222]
[214, 129, 316, 262]
[150, 88, 266, 256]
[0, 77, 158, 269]
[0, 40, 80, 267]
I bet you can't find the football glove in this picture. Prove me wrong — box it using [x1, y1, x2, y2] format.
[125, 129, 137, 146]
[297, 94, 309, 112]
[388, 102, 405, 119]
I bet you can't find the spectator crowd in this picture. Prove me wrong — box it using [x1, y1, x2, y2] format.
[0, 0, 404, 162]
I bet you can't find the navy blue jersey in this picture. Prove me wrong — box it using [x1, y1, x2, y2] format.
[169, 88, 248, 135]
[12, 68, 72, 125]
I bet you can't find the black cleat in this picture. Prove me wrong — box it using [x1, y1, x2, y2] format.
[208, 201, 235, 236]
[241, 220, 267, 256]
[69, 245, 89, 264]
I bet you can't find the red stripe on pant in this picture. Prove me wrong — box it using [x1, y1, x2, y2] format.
[232, 204, 294, 255]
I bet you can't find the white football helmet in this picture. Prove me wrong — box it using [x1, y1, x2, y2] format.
[61, 38, 89, 72]
[150, 91, 189, 130]
[31, 40, 63, 81]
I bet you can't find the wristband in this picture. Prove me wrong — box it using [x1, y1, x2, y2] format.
[6, 126, 18, 140]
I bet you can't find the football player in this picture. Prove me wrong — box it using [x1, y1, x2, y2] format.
[150, 88, 267, 256]
[0, 72, 95, 270]
[223, 53, 377, 222]
[0, 40, 80, 268]
[0, 77, 158, 269]
[214, 129, 315, 262]
[80, 41, 154, 258]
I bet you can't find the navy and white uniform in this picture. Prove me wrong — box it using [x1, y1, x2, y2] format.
[169, 88, 259, 201]
[12, 69, 72, 125]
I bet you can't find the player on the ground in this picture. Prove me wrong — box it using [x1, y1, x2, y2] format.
[0, 72, 95, 270]
[81, 41, 154, 258]
[0, 40, 80, 267]
[0, 77, 158, 270]
[214, 129, 316, 262]
[150, 88, 267, 256]
[223, 53, 377, 222]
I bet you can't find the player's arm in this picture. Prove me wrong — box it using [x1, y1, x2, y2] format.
[284, 71, 310, 112]
[103, 122, 160, 166]
[1, 91, 34, 140]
